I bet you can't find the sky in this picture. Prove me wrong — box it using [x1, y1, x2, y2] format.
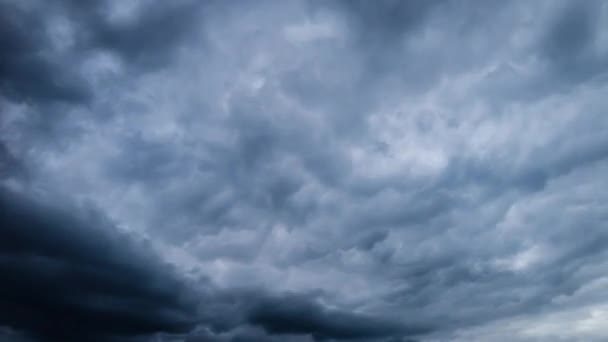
[1, 0, 608, 341]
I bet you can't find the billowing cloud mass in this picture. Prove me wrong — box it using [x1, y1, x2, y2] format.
[1, 0, 608, 341]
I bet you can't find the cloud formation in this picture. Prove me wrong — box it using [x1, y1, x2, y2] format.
[0, 188, 199, 341]
[1, 0, 608, 341]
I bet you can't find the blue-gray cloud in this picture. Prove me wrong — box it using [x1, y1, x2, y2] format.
[1, 0, 608, 341]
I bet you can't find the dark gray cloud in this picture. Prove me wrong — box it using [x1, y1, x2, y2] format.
[0, 0, 202, 104]
[0, 1, 89, 103]
[248, 292, 432, 340]
[540, 0, 608, 84]
[0, 141, 24, 179]
[2, 0, 608, 341]
[0, 184, 427, 341]
[70, 0, 205, 69]
[0, 187, 199, 341]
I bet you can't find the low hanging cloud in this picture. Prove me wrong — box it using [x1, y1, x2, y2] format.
[2, 0, 608, 341]
[0, 185, 429, 341]
[0, 188, 200, 341]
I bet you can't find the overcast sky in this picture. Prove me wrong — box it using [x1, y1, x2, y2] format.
[1, 0, 608, 341]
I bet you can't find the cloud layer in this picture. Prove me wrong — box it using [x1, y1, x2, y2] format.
[2, 0, 608, 341]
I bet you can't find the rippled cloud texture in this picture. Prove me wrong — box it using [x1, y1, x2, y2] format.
[2, 0, 608, 341]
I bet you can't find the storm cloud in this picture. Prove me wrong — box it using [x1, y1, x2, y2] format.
[2, 0, 608, 341]
[0, 188, 200, 341]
